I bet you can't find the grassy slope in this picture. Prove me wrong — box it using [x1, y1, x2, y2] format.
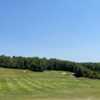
[0, 68, 99, 100]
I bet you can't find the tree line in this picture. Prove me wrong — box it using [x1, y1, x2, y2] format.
[0, 55, 100, 79]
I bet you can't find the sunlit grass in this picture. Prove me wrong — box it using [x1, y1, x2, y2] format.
[0, 68, 99, 100]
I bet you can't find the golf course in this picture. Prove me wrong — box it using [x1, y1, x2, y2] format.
[0, 68, 99, 100]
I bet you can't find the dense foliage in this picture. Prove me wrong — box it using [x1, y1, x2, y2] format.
[0, 55, 100, 79]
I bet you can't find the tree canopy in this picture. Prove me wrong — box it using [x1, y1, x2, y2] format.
[0, 55, 100, 79]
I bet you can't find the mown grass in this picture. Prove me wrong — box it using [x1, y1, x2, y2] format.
[0, 68, 100, 100]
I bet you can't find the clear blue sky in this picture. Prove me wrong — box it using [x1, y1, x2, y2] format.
[0, 0, 100, 62]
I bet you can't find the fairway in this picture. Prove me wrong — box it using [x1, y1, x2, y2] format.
[0, 68, 100, 100]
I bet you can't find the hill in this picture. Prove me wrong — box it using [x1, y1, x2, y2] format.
[0, 55, 100, 79]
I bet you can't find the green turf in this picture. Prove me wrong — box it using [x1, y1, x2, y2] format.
[0, 68, 100, 100]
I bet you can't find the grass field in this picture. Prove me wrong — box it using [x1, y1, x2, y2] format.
[0, 68, 100, 100]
